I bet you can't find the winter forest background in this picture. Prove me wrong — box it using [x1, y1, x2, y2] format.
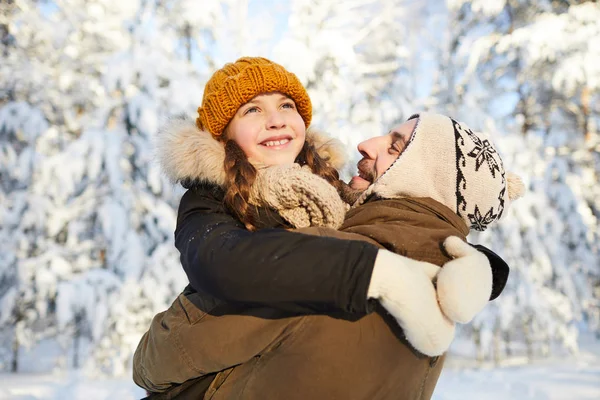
[0, 0, 599, 387]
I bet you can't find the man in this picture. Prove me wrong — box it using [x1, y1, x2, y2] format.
[134, 113, 517, 399]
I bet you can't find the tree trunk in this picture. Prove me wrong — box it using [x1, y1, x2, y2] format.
[184, 23, 192, 63]
[73, 330, 80, 369]
[504, 330, 512, 357]
[524, 318, 534, 362]
[493, 321, 501, 365]
[473, 327, 484, 364]
[11, 330, 18, 373]
[581, 86, 591, 142]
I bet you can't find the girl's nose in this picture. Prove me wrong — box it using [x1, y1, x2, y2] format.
[266, 111, 286, 130]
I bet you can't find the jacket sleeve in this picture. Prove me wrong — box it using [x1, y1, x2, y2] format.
[175, 188, 379, 315]
[470, 244, 510, 300]
[132, 293, 301, 393]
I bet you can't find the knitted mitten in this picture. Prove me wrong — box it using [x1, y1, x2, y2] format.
[436, 237, 493, 324]
[250, 164, 347, 229]
[368, 249, 455, 356]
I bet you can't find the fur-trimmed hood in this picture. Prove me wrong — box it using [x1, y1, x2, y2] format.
[155, 116, 347, 186]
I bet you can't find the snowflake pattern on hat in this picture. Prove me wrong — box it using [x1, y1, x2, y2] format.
[452, 118, 507, 231]
[466, 129, 501, 178]
[468, 205, 498, 231]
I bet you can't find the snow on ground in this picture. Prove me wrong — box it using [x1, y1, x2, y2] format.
[0, 337, 598, 400]
[435, 332, 600, 400]
[0, 371, 145, 400]
[436, 355, 600, 400]
[1, 357, 598, 400]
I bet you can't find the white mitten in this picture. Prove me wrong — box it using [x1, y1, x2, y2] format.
[368, 249, 455, 356]
[436, 236, 493, 324]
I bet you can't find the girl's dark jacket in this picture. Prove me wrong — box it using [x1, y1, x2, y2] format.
[175, 183, 507, 316]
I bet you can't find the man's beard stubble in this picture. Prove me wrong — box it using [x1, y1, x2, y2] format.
[357, 158, 376, 183]
[338, 158, 377, 205]
[338, 181, 364, 205]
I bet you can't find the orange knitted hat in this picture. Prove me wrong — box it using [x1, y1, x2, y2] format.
[197, 57, 312, 137]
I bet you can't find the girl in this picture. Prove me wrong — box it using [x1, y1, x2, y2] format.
[134, 57, 507, 399]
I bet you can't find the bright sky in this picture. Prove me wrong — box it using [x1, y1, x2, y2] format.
[212, 0, 292, 63]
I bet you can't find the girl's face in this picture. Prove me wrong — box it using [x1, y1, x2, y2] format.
[226, 92, 306, 167]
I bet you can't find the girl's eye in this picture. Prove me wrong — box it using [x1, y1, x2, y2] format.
[244, 106, 259, 115]
[282, 102, 296, 109]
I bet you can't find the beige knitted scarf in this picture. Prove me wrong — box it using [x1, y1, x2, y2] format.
[249, 163, 348, 229]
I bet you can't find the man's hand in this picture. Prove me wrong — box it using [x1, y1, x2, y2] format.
[436, 236, 493, 324]
[368, 249, 455, 357]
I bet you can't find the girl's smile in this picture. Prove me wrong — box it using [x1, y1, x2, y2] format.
[260, 135, 293, 149]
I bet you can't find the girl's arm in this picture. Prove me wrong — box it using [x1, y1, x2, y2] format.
[175, 187, 379, 315]
[176, 186, 509, 316]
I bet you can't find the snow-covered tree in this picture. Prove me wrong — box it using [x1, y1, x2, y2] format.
[444, 0, 600, 361]
[0, 0, 58, 370]
[272, 0, 426, 177]
[0, 96, 53, 371]
[0, 0, 233, 375]
[2, 0, 598, 375]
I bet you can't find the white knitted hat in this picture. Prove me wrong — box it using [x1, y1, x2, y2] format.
[356, 113, 524, 231]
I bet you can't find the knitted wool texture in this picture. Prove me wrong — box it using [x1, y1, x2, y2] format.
[250, 164, 348, 229]
[197, 57, 312, 137]
[355, 113, 524, 231]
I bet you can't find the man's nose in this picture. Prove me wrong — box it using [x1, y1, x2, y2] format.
[357, 137, 377, 159]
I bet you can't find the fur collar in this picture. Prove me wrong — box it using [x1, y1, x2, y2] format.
[155, 116, 347, 186]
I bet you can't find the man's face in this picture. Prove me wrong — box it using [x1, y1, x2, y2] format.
[349, 119, 417, 191]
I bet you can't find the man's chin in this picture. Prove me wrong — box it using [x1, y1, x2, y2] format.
[336, 180, 363, 205]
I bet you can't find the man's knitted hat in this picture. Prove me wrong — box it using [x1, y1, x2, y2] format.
[197, 57, 312, 137]
[360, 113, 524, 231]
